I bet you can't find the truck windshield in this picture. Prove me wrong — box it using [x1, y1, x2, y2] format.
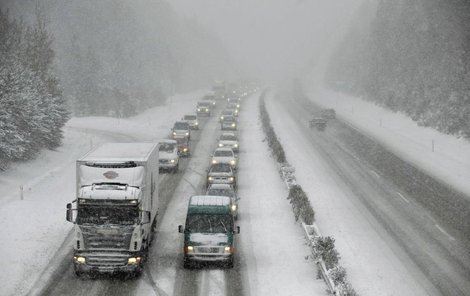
[77, 205, 139, 225]
[186, 214, 233, 233]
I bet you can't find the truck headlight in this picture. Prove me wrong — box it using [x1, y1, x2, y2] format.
[185, 246, 194, 253]
[74, 256, 86, 264]
[224, 246, 233, 254]
[128, 257, 142, 265]
[231, 204, 237, 212]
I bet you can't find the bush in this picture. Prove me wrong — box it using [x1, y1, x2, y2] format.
[287, 185, 315, 224]
[312, 236, 340, 270]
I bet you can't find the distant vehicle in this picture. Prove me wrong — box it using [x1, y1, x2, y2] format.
[178, 195, 240, 268]
[221, 115, 237, 130]
[218, 132, 239, 152]
[206, 184, 239, 219]
[176, 137, 190, 157]
[321, 108, 336, 119]
[226, 102, 239, 116]
[309, 117, 327, 131]
[211, 147, 237, 170]
[227, 96, 241, 104]
[202, 94, 217, 107]
[172, 121, 191, 139]
[212, 80, 226, 100]
[159, 139, 179, 173]
[197, 101, 212, 116]
[182, 114, 199, 130]
[66, 143, 159, 277]
[206, 163, 236, 188]
[220, 109, 235, 122]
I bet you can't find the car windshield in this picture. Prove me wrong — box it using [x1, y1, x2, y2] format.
[174, 122, 189, 129]
[221, 134, 237, 141]
[159, 143, 175, 152]
[222, 110, 233, 115]
[210, 163, 232, 173]
[77, 205, 139, 225]
[214, 150, 233, 157]
[186, 214, 233, 233]
[223, 116, 234, 122]
[184, 115, 197, 120]
[207, 188, 235, 198]
[176, 137, 188, 144]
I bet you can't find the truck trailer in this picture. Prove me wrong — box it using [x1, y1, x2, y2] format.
[66, 142, 159, 277]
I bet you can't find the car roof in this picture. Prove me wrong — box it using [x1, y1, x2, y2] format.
[221, 132, 237, 137]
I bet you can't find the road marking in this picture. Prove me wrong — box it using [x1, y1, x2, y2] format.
[435, 224, 455, 241]
[396, 192, 410, 203]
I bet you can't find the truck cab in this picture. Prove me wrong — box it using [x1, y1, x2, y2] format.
[178, 195, 240, 268]
[66, 143, 159, 277]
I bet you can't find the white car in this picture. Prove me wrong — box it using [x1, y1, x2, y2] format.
[218, 132, 239, 152]
[182, 114, 199, 130]
[206, 183, 239, 219]
[159, 139, 179, 173]
[211, 147, 237, 170]
[172, 121, 191, 139]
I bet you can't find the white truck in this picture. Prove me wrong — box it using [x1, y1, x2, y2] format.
[66, 143, 159, 277]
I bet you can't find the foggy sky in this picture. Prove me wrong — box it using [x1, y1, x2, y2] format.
[169, 0, 364, 84]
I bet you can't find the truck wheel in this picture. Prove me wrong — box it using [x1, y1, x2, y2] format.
[183, 258, 193, 269]
[226, 258, 234, 269]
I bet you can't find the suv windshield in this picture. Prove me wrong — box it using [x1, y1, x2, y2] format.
[77, 205, 139, 225]
[174, 122, 189, 129]
[214, 150, 233, 157]
[221, 134, 236, 141]
[184, 115, 197, 120]
[186, 214, 233, 233]
[159, 143, 175, 152]
[210, 163, 232, 173]
[207, 188, 235, 198]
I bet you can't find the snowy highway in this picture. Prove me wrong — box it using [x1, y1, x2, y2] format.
[266, 91, 470, 295]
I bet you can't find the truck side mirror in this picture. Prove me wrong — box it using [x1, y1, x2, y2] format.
[141, 211, 151, 224]
[66, 203, 74, 223]
[234, 226, 240, 234]
[178, 225, 184, 233]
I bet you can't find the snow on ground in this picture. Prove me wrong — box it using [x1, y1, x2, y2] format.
[0, 90, 205, 296]
[303, 84, 470, 198]
[238, 93, 326, 296]
[265, 90, 431, 296]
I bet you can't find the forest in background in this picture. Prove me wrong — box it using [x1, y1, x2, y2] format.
[0, 0, 232, 167]
[326, 0, 470, 138]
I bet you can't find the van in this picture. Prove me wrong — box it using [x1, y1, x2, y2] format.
[178, 195, 240, 268]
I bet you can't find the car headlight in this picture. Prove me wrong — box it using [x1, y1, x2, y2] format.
[219, 143, 223, 147]
[234, 144, 238, 148]
[229, 177, 234, 182]
[170, 159, 175, 163]
[230, 160, 236, 165]
[212, 159, 217, 164]
[128, 257, 142, 265]
[232, 123, 236, 127]
[197, 108, 201, 111]
[208, 176, 213, 181]
[173, 132, 176, 135]
[220, 116, 224, 120]
[185, 132, 189, 136]
[195, 122, 198, 125]
[237, 104, 240, 108]
[73, 256, 86, 264]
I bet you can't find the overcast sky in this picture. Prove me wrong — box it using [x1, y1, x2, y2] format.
[169, 0, 365, 84]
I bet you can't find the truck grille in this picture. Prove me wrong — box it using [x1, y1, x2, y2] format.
[195, 246, 223, 254]
[81, 226, 133, 251]
[86, 252, 129, 268]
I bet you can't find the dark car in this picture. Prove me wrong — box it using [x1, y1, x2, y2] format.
[176, 137, 190, 157]
[197, 101, 212, 116]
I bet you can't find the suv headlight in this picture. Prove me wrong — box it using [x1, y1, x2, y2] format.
[128, 257, 142, 265]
